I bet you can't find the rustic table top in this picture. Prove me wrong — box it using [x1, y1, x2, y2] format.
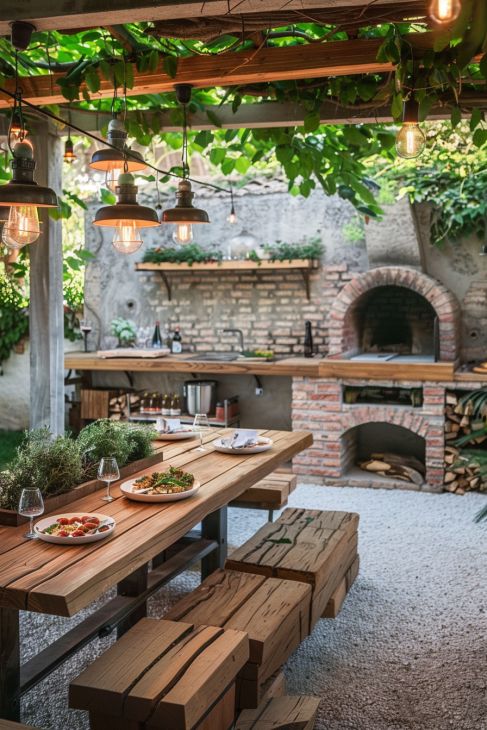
[0, 429, 312, 618]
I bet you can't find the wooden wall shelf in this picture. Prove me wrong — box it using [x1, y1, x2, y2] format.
[135, 259, 318, 300]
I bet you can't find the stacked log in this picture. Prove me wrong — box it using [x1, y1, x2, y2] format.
[358, 452, 424, 486]
[444, 391, 487, 494]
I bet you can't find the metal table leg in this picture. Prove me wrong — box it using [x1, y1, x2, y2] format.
[0, 607, 20, 721]
[201, 506, 228, 580]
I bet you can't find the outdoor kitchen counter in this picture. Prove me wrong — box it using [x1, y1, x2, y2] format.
[64, 351, 322, 377]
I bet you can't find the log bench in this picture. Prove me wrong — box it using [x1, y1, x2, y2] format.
[226, 508, 359, 628]
[235, 696, 321, 730]
[230, 471, 297, 521]
[165, 568, 311, 708]
[69, 618, 249, 730]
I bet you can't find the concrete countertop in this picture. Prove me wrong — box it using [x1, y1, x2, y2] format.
[64, 351, 322, 377]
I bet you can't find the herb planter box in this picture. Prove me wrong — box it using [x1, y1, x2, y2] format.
[0, 449, 165, 527]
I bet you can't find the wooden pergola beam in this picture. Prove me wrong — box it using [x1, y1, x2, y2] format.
[0, 32, 444, 110]
[0, 0, 427, 35]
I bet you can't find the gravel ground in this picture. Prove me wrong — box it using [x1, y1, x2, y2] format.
[20, 484, 487, 730]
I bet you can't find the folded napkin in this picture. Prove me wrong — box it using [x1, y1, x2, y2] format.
[222, 429, 259, 449]
[156, 417, 184, 434]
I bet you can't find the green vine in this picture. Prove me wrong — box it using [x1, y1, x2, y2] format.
[0, 271, 29, 368]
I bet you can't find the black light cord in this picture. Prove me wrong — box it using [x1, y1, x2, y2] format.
[0, 84, 231, 195]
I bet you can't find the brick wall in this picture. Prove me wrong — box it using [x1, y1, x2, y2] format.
[136, 264, 349, 356]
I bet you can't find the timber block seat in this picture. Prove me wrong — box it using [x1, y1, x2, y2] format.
[165, 568, 311, 708]
[235, 695, 321, 729]
[230, 471, 297, 515]
[226, 508, 359, 628]
[69, 618, 249, 730]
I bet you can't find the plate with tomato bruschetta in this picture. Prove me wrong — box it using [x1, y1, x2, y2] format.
[34, 513, 116, 545]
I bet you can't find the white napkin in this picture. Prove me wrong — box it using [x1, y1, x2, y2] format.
[223, 429, 258, 449]
[157, 417, 182, 434]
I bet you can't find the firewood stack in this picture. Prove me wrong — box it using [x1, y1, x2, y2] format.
[444, 391, 486, 494]
[358, 453, 425, 486]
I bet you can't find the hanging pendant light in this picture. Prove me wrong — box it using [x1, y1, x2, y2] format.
[64, 133, 76, 164]
[395, 98, 426, 159]
[90, 118, 146, 191]
[429, 0, 461, 24]
[93, 170, 159, 254]
[161, 84, 209, 244]
[227, 184, 237, 225]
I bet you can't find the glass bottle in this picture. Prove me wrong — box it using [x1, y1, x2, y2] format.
[304, 320, 314, 358]
[171, 327, 182, 354]
[151, 320, 163, 348]
[161, 394, 171, 416]
[170, 393, 182, 416]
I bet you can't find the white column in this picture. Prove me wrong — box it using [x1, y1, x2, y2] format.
[29, 121, 64, 435]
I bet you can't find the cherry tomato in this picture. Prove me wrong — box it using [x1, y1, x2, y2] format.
[80, 515, 95, 524]
[71, 530, 85, 537]
[57, 517, 69, 526]
[58, 530, 69, 537]
[98, 525, 110, 532]
[83, 522, 98, 531]
[68, 516, 81, 525]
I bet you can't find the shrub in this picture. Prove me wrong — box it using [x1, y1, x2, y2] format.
[77, 420, 154, 475]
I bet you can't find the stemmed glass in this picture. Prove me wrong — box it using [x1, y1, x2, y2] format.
[18, 488, 44, 540]
[80, 319, 92, 353]
[97, 457, 120, 503]
[193, 414, 210, 451]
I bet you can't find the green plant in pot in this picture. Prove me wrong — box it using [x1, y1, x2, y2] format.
[77, 419, 154, 477]
[111, 317, 137, 348]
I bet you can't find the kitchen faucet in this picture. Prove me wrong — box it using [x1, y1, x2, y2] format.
[222, 328, 245, 352]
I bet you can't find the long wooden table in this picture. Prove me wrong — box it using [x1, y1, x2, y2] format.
[0, 428, 312, 721]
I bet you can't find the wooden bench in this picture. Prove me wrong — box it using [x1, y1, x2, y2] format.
[226, 508, 359, 628]
[165, 568, 311, 708]
[0, 723, 38, 729]
[70, 618, 249, 730]
[230, 471, 297, 520]
[235, 695, 321, 729]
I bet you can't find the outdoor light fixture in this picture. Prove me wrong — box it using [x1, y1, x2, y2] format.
[0, 141, 58, 250]
[395, 98, 426, 159]
[64, 133, 76, 164]
[93, 171, 159, 254]
[227, 184, 237, 225]
[162, 84, 209, 244]
[479, 243, 487, 256]
[429, 0, 461, 24]
[90, 118, 146, 191]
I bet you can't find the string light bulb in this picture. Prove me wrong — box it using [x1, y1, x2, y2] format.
[0, 141, 58, 249]
[64, 134, 76, 164]
[395, 99, 426, 159]
[429, 0, 461, 24]
[227, 185, 237, 224]
[93, 171, 160, 255]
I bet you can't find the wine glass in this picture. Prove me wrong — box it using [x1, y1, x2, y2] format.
[193, 413, 210, 451]
[18, 488, 44, 540]
[97, 457, 120, 503]
[80, 318, 92, 353]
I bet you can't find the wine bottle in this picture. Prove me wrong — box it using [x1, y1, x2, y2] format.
[171, 327, 182, 354]
[304, 320, 314, 358]
[151, 321, 162, 348]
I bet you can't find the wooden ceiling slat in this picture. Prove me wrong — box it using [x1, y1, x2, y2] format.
[0, 32, 442, 110]
[0, 0, 427, 35]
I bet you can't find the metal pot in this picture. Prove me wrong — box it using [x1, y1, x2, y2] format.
[184, 380, 217, 416]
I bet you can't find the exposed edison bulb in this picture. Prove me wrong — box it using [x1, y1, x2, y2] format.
[112, 220, 143, 254]
[227, 209, 237, 225]
[2, 206, 40, 249]
[395, 123, 426, 159]
[173, 223, 193, 245]
[105, 166, 122, 193]
[429, 0, 461, 24]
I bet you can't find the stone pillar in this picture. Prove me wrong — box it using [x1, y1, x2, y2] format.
[29, 121, 64, 435]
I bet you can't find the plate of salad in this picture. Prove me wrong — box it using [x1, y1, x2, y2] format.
[34, 513, 115, 545]
[121, 467, 199, 503]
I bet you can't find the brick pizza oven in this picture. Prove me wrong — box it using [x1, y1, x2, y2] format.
[292, 264, 464, 492]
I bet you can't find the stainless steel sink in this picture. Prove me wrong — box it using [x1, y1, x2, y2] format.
[188, 352, 240, 361]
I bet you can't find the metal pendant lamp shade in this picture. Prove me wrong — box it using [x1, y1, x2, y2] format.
[93, 173, 159, 228]
[90, 118, 146, 173]
[0, 142, 57, 208]
[162, 179, 210, 225]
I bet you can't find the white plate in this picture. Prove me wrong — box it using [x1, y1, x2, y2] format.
[34, 512, 116, 545]
[154, 430, 198, 441]
[121, 478, 200, 502]
[212, 437, 273, 455]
